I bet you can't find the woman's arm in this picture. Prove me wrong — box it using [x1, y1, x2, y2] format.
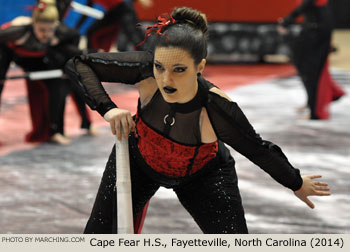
[0, 24, 28, 43]
[65, 51, 154, 114]
[206, 89, 302, 190]
[65, 51, 155, 139]
[205, 86, 330, 207]
[280, 0, 316, 27]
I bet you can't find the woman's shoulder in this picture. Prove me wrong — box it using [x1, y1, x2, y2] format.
[10, 16, 32, 27]
[199, 77, 233, 102]
[0, 19, 31, 44]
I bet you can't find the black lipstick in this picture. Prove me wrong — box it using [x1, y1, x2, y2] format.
[163, 86, 177, 94]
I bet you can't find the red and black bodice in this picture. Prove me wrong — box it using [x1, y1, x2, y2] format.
[134, 88, 218, 178]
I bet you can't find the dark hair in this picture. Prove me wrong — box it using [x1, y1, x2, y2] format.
[154, 7, 209, 65]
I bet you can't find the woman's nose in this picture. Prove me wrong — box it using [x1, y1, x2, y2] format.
[163, 71, 172, 84]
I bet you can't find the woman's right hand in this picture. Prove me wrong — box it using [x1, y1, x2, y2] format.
[104, 108, 135, 140]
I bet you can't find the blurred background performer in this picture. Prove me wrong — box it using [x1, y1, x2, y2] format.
[278, 0, 345, 120]
[39, 0, 97, 136]
[75, 0, 153, 52]
[0, 0, 93, 144]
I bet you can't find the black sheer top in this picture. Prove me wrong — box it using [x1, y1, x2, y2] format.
[65, 51, 303, 191]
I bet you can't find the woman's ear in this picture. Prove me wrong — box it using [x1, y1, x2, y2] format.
[197, 58, 206, 75]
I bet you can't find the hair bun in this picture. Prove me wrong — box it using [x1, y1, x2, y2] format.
[171, 7, 208, 35]
[39, 0, 56, 5]
[33, 0, 59, 22]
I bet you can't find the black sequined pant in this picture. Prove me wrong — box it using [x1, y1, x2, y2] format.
[84, 138, 248, 234]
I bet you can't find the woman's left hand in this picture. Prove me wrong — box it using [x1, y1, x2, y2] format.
[277, 25, 288, 35]
[294, 175, 330, 209]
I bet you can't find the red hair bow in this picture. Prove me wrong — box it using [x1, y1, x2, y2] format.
[137, 13, 175, 47]
[27, 2, 47, 12]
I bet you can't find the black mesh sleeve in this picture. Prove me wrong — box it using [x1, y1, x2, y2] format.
[65, 51, 154, 116]
[206, 91, 303, 191]
[0, 25, 28, 43]
[281, 0, 315, 27]
[80, 51, 154, 83]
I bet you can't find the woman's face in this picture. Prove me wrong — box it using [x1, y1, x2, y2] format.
[153, 47, 206, 103]
[33, 21, 57, 44]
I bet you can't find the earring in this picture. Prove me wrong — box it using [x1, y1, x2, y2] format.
[197, 72, 201, 77]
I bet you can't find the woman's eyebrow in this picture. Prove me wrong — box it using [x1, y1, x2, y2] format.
[154, 60, 187, 67]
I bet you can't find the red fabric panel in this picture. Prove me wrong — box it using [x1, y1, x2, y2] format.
[93, 0, 123, 9]
[297, 0, 328, 6]
[315, 0, 328, 6]
[134, 201, 149, 234]
[1, 22, 46, 57]
[6, 42, 46, 57]
[315, 60, 345, 119]
[1, 22, 11, 29]
[136, 115, 218, 177]
[25, 80, 51, 142]
[90, 23, 120, 51]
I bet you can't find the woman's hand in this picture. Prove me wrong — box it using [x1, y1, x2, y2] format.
[294, 175, 331, 209]
[104, 108, 135, 140]
[277, 25, 288, 35]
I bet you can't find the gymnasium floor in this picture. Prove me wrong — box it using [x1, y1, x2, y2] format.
[0, 31, 349, 234]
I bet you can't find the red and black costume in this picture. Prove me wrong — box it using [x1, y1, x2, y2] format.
[65, 51, 303, 233]
[0, 23, 91, 141]
[75, 0, 144, 51]
[281, 0, 345, 119]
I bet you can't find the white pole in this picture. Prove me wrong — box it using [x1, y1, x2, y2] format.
[5, 69, 64, 81]
[71, 1, 105, 20]
[115, 127, 134, 234]
[28, 69, 64, 80]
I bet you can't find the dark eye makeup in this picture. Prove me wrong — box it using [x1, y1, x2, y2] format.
[154, 63, 164, 70]
[174, 67, 187, 73]
[154, 63, 187, 73]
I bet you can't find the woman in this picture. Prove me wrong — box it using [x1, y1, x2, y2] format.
[278, 0, 345, 120]
[66, 7, 330, 233]
[0, 0, 94, 144]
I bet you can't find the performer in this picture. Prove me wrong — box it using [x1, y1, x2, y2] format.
[66, 7, 331, 233]
[38, 0, 97, 136]
[0, 0, 93, 144]
[278, 0, 345, 120]
[75, 0, 153, 52]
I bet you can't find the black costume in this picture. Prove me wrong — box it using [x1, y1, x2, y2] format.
[75, 0, 144, 51]
[0, 23, 91, 141]
[281, 0, 345, 119]
[66, 51, 303, 234]
[55, 0, 73, 21]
